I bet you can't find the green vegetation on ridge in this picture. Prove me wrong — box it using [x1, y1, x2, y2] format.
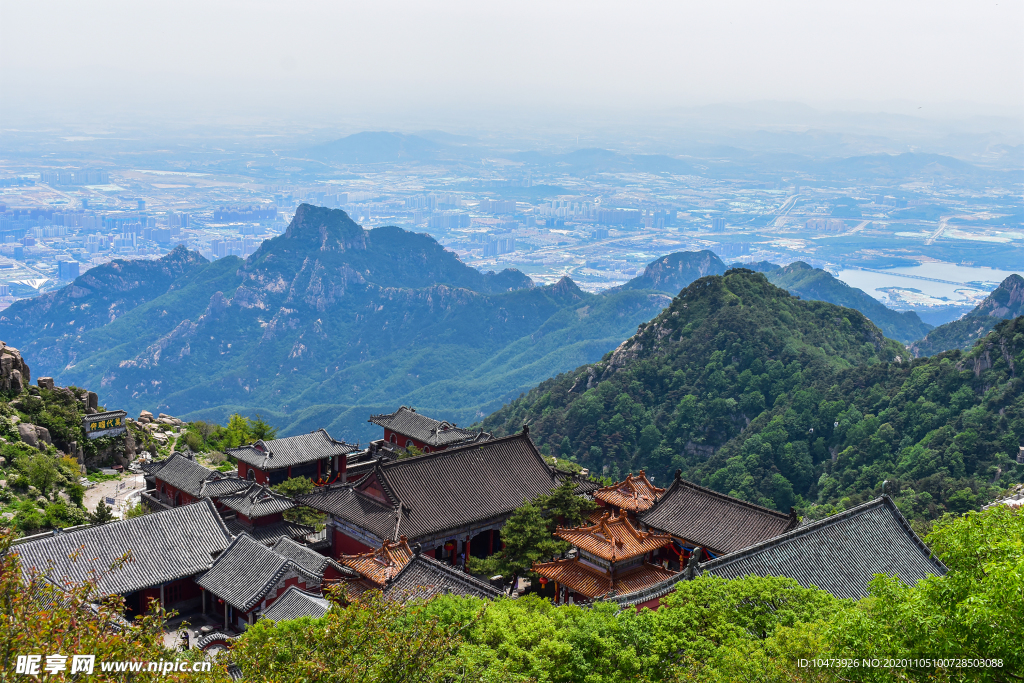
[763, 261, 933, 343]
[911, 273, 1024, 357]
[482, 269, 1024, 525]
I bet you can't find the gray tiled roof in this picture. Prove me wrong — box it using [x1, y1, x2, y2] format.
[697, 496, 947, 599]
[149, 454, 217, 498]
[200, 476, 250, 499]
[197, 533, 321, 612]
[639, 475, 798, 555]
[147, 453, 248, 500]
[217, 484, 296, 518]
[224, 518, 314, 545]
[383, 554, 504, 603]
[14, 500, 232, 597]
[271, 537, 355, 578]
[261, 586, 332, 621]
[299, 432, 558, 541]
[196, 632, 235, 650]
[368, 406, 489, 447]
[228, 429, 357, 471]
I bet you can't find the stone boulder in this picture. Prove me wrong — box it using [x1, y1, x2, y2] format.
[37, 377, 55, 390]
[0, 342, 30, 393]
[17, 423, 38, 449]
[16, 423, 52, 450]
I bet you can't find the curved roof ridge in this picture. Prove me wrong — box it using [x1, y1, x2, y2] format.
[700, 495, 946, 573]
[384, 552, 505, 599]
[380, 430, 544, 468]
[648, 475, 793, 520]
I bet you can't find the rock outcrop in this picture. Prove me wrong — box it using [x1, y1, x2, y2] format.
[0, 342, 29, 394]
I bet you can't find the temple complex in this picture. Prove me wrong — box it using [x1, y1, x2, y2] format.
[142, 452, 248, 509]
[639, 470, 798, 559]
[593, 471, 665, 516]
[368, 406, 491, 453]
[613, 495, 948, 609]
[227, 429, 357, 486]
[298, 430, 557, 564]
[336, 536, 416, 596]
[532, 510, 679, 604]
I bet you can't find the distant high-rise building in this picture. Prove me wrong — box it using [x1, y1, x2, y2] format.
[711, 217, 726, 230]
[482, 237, 516, 257]
[805, 218, 846, 233]
[427, 212, 470, 231]
[477, 198, 517, 214]
[0, 284, 11, 297]
[712, 242, 751, 259]
[58, 259, 80, 280]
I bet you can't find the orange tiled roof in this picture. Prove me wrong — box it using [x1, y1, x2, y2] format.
[594, 471, 665, 512]
[533, 557, 678, 600]
[337, 578, 376, 602]
[555, 511, 673, 562]
[585, 508, 607, 525]
[337, 536, 414, 586]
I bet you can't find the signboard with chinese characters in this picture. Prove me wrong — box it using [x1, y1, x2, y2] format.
[83, 410, 127, 439]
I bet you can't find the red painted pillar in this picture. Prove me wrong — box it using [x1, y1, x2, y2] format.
[465, 535, 471, 571]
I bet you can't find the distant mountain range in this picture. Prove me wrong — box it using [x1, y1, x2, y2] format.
[1, 206, 1010, 440]
[909, 274, 1024, 357]
[617, 253, 932, 344]
[0, 205, 670, 441]
[297, 131, 1020, 186]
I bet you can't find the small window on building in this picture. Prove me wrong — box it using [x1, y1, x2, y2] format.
[390, 434, 397, 444]
[247, 469, 256, 481]
[406, 440, 414, 448]
[423, 447, 430, 453]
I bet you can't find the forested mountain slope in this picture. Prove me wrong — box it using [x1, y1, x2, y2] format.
[763, 261, 932, 343]
[0, 205, 668, 441]
[617, 252, 930, 343]
[482, 269, 1024, 524]
[910, 274, 1024, 357]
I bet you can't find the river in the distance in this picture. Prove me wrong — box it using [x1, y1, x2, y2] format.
[834, 263, 1022, 304]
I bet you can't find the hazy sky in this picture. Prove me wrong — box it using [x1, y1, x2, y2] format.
[2, 0, 1023, 127]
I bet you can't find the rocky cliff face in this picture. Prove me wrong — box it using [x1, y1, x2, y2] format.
[0, 342, 29, 394]
[2, 206, 668, 440]
[619, 250, 727, 295]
